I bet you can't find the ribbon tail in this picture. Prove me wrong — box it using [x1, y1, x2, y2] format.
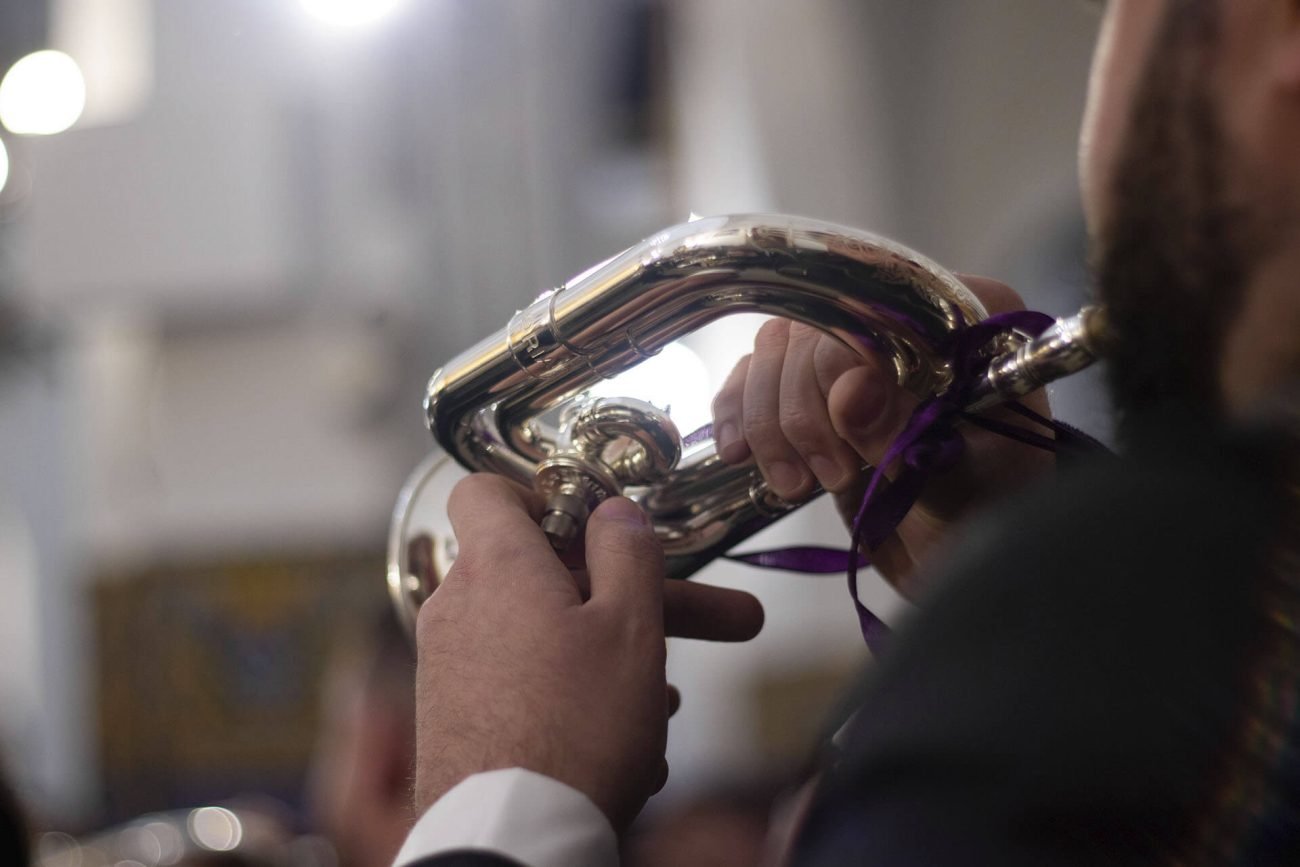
[726, 546, 864, 574]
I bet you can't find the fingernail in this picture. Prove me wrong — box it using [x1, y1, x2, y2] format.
[808, 454, 844, 490]
[597, 496, 650, 527]
[766, 461, 805, 496]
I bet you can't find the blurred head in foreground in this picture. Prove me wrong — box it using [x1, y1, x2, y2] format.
[1080, 0, 1300, 427]
[306, 607, 416, 867]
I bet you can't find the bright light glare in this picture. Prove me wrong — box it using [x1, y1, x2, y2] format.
[0, 138, 8, 194]
[0, 50, 86, 135]
[590, 343, 714, 440]
[300, 0, 407, 28]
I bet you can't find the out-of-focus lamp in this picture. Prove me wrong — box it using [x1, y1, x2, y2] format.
[0, 138, 9, 194]
[0, 50, 87, 135]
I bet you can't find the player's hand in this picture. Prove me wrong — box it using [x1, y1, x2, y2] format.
[710, 277, 1054, 600]
[412, 475, 763, 830]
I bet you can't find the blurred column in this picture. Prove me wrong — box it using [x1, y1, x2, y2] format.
[664, 0, 902, 229]
[0, 342, 91, 822]
[50, 0, 152, 128]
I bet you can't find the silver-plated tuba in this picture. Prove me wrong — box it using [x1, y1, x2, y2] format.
[388, 214, 1106, 633]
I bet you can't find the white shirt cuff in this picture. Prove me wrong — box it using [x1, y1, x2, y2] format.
[393, 768, 618, 867]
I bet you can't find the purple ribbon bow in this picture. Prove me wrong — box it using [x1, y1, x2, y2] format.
[724, 311, 1108, 654]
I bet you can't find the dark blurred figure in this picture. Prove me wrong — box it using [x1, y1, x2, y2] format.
[306, 607, 416, 867]
[0, 759, 30, 866]
[623, 782, 779, 867]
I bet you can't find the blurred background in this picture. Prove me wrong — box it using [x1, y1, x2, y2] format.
[0, 0, 1105, 862]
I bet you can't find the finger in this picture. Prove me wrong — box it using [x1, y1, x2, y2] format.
[830, 478, 921, 592]
[811, 332, 868, 398]
[954, 273, 1051, 415]
[826, 275, 1030, 475]
[654, 757, 669, 794]
[947, 274, 1055, 499]
[712, 354, 752, 463]
[859, 274, 1049, 520]
[826, 363, 919, 478]
[778, 324, 863, 493]
[667, 684, 681, 717]
[445, 474, 563, 580]
[743, 319, 812, 500]
[583, 497, 665, 625]
[663, 581, 764, 641]
[954, 273, 1027, 315]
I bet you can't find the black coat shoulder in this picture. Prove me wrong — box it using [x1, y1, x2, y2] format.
[796, 425, 1295, 865]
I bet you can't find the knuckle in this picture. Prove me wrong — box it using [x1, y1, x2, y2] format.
[787, 321, 824, 349]
[959, 274, 1025, 313]
[777, 403, 824, 451]
[741, 403, 782, 448]
[813, 337, 862, 382]
[753, 318, 791, 354]
[446, 472, 504, 510]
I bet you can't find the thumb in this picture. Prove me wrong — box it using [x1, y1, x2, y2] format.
[827, 274, 1030, 475]
[583, 497, 665, 622]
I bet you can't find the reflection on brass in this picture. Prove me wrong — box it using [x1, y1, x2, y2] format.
[389, 214, 1106, 632]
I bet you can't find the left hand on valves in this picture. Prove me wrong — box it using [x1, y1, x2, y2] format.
[412, 474, 765, 831]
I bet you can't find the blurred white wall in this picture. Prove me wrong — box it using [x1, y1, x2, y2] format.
[6, 0, 673, 821]
[0, 0, 1102, 824]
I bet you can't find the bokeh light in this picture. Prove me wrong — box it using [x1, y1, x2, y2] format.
[0, 50, 87, 135]
[0, 137, 9, 194]
[187, 806, 243, 852]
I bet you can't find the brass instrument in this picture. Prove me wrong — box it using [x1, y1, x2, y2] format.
[388, 214, 1106, 634]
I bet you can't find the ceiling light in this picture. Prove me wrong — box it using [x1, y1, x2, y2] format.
[0, 50, 87, 135]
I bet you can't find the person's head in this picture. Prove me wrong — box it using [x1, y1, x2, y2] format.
[306, 608, 416, 867]
[1079, 0, 1300, 428]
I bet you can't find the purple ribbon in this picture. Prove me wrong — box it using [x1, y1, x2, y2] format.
[723, 311, 1109, 654]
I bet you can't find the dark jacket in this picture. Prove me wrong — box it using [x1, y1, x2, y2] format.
[795, 418, 1298, 865]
